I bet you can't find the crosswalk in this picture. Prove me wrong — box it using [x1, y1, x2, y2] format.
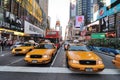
[0, 66, 120, 74]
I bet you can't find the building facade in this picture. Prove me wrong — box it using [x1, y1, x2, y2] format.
[76, 0, 91, 25]
[0, 0, 44, 41]
[38, 0, 49, 30]
[87, 0, 120, 39]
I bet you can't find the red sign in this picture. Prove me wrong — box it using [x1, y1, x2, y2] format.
[99, 9, 104, 16]
[78, 17, 83, 22]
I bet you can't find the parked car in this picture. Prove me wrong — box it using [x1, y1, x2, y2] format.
[65, 43, 105, 72]
[112, 54, 120, 68]
[24, 43, 57, 64]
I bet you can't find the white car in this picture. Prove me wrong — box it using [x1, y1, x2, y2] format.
[10, 42, 24, 50]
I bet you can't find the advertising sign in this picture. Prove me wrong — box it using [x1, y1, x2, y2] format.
[75, 16, 84, 31]
[3, 11, 23, 32]
[101, 16, 109, 32]
[24, 21, 44, 35]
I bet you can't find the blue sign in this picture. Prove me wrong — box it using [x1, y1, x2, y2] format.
[97, 7, 107, 20]
[107, 4, 120, 16]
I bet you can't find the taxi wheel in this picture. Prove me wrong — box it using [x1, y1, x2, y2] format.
[66, 57, 69, 68]
[50, 54, 54, 63]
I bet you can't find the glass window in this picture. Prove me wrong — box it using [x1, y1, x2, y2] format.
[68, 45, 89, 51]
[35, 44, 54, 49]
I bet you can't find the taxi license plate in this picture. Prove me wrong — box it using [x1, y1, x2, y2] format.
[32, 60, 38, 63]
[85, 68, 93, 72]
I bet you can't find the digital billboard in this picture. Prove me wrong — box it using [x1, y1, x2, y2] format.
[75, 16, 84, 31]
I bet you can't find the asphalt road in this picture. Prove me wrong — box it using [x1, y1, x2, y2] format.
[0, 45, 120, 80]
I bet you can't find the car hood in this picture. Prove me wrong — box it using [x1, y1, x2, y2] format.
[27, 49, 56, 55]
[67, 51, 101, 60]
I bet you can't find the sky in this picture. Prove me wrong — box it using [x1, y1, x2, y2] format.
[48, 0, 70, 39]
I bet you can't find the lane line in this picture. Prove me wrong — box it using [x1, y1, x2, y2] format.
[0, 66, 120, 74]
[6, 58, 24, 66]
[50, 47, 62, 67]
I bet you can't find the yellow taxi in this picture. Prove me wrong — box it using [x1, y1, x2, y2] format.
[112, 54, 120, 68]
[24, 43, 57, 64]
[65, 44, 105, 72]
[11, 42, 36, 55]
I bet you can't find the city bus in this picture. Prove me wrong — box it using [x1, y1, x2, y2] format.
[45, 30, 62, 49]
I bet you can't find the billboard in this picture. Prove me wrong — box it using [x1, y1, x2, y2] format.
[24, 21, 44, 35]
[75, 16, 84, 31]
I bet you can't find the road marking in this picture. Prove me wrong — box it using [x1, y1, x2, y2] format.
[0, 66, 120, 74]
[50, 47, 62, 67]
[6, 58, 24, 66]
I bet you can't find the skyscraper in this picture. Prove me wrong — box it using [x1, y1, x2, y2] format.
[38, 0, 48, 18]
[76, 0, 91, 25]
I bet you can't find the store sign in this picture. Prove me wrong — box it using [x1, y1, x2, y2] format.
[24, 21, 44, 35]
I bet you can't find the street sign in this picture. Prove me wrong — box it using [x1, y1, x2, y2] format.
[91, 33, 105, 39]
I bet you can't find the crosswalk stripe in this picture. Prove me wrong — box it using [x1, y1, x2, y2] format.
[0, 66, 120, 74]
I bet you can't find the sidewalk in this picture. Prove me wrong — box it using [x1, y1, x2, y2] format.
[0, 46, 11, 54]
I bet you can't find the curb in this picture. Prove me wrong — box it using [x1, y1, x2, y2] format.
[94, 50, 115, 57]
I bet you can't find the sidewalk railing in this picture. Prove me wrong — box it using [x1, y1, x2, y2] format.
[88, 46, 120, 57]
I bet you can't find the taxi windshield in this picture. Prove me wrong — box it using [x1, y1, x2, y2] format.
[68, 45, 89, 51]
[35, 44, 54, 49]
